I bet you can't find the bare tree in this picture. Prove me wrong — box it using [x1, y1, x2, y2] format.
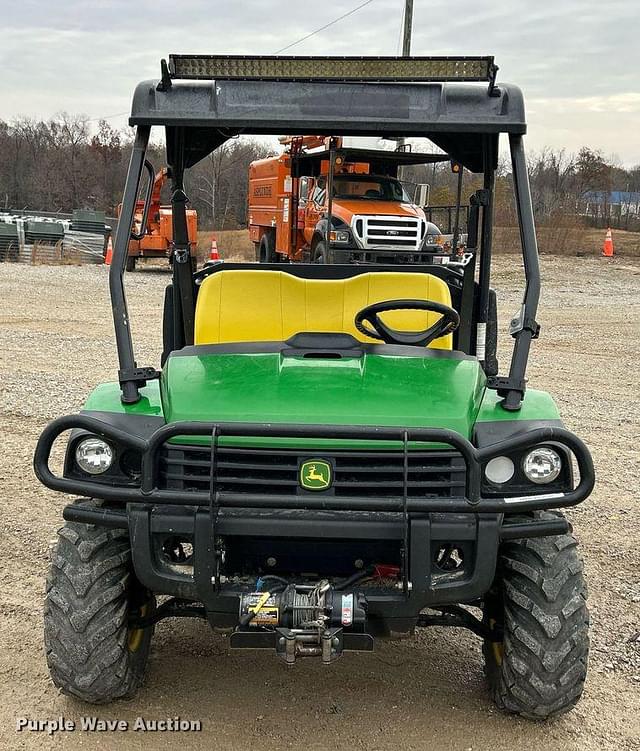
[187, 138, 275, 229]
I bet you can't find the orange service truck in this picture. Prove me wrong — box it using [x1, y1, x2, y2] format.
[118, 166, 198, 271]
[248, 136, 449, 264]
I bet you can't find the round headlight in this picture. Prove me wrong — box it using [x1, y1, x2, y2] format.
[485, 456, 515, 485]
[75, 437, 113, 475]
[523, 447, 561, 484]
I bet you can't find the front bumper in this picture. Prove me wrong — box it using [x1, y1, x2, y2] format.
[331, 245, 446, 264]
[34, 417, 594, 628]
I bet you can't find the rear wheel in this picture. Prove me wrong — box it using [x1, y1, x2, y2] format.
[44, 512, 155, 703]
[259, 232, 276, 263]
[125, 256, 136, 272]
[483, 513, 589, 719]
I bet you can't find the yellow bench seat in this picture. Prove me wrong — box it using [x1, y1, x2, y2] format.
[194, 270, 453, 350]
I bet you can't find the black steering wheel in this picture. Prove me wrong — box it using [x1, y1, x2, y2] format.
[354, 299, 460, 347]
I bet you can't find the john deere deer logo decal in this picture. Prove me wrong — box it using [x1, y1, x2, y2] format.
[300, 460, 332, 491]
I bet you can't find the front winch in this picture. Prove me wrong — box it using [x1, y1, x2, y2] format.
[235, 581, 368, 664]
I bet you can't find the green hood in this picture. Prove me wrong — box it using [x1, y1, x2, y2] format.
[160, 349, 486, 439]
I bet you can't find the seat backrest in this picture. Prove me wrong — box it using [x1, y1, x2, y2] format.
[194, 270, 453, 349]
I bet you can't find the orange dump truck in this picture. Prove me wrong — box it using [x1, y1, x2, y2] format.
[248, 136, 448, 264]
[119, 167, 198, 271]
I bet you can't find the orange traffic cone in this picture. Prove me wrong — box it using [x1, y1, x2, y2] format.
[602, 227, 614, 257]
[209, 235, 222, 262]
[104, 236, 113, 265]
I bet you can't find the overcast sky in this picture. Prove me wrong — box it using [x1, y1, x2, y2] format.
[2, 0, 639, 165]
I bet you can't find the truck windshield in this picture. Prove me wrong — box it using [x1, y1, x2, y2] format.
[316, 175, 411, 202]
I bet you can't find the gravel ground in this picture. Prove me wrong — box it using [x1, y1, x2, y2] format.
[0, 255, 639, 750]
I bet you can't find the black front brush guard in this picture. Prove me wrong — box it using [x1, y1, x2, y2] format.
[34, 415, 595, 515]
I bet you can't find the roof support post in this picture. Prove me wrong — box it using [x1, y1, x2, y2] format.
[170, 128, 196, 346]
[451, 165, 464, 259]
[476, 137, 496, 366]
[456, 188, 482, 355]
[489, 134, 541, 411]
[109, 125, 157, 404]
[325, 144, 337, 263]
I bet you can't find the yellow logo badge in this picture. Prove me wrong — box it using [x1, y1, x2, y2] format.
[300, 460, 332, 491]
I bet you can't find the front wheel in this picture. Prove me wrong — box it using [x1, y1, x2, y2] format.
[44, 511, 155, 703]
[312, 240, 328, 264]
[483, 512, 589, 720]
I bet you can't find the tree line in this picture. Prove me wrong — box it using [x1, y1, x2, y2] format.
[1, 114, 638, 231]
[404, 147, 640, 230]
[0, 115, 274, 229]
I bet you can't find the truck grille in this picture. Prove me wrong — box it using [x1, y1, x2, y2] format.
[352, 215, 426, 251]
[159, 445, 465, 499]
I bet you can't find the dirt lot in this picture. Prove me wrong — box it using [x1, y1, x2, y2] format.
[0, 254, 639, 750]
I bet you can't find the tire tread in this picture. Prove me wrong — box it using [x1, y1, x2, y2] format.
[484, 514, 589, 720]
[44, 520, 152, 704]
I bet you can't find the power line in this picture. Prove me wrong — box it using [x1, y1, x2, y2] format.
[90, 2, 376, 123]
[88, 111, 128, 123]
[274, 0, 376, 54]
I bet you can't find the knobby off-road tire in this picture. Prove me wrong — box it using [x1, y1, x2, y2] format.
[44, 516, 155, 704]
[483, 513, 589, 720]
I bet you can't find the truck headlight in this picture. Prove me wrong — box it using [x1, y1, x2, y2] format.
[329, 230, 350, 243]
[484, 456, 515, 485]
[523, 447, 562, 484]
[75, 437, 114, 475]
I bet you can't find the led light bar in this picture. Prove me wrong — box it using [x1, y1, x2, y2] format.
[168, 55, 496, 83]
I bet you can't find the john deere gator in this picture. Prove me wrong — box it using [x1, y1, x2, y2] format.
[35, 55, 594, 719]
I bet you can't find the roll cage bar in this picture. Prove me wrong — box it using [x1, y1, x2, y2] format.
[111, 56, 539, 412]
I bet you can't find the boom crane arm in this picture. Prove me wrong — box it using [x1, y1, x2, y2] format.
[136, 167, 170, 235]
[279, 135, 343, 153]
[150, 167, 169, 208]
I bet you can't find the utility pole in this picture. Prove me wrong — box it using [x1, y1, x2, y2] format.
[398, 0, 414, 172]
[402, 0, 413, 56]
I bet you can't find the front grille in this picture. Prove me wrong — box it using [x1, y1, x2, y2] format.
[352, 215, 426, 250]
[159, 445, 465, 499]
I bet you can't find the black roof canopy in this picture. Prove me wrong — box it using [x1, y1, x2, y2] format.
[129, 57, 525, 172]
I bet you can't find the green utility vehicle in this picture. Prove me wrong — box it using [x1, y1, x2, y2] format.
[35, 55, 594, 719]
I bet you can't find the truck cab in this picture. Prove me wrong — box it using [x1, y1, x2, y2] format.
[301, 172, 444, 263]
